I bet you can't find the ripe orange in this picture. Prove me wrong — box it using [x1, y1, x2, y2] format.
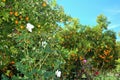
[9, 11, 13, 15]
[71, 53, 75, 57]
[15, 20, 18, 24]
[99, 55, 105, 59]
[14, 12, 18, 16]
[80, 56, 84, 60]
[105, 60, 109, 62]
[104, 50, 110, 56]
[20, 25, 24, 29]
[25, 17, 29, 21]
[19, 15, 22, 20]
[10, 61, 15, 64]
[42, 2, 47, 7]
[109, 55, 113, 59]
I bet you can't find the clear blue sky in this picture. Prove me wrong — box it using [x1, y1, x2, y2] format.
[57, 0, 120, 41]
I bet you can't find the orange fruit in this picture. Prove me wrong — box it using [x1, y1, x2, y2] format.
[9, 11, 13, 15]
[80, 56, 84, 60]
[14, 12, 18, 16]
[10, 61, 15, 64]
[99, 55, 102, 58]
[104, 50, 110, 56]
[99, 55, 105, 59]
[20, 25, 24, 29]
[71, 53, 75, 57]
[19, 15, 22, 19]
[109, 55, 113, 59]
[25, 17, 29, 21]
[105, 60, 109, 62]
[104, 52, 108, 56]
[2, 0, 6, 2]
[15, 20, 18, 24]
[42, 2, 47, 7]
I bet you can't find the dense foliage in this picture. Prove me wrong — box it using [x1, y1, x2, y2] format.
[0, 0, 120, 79]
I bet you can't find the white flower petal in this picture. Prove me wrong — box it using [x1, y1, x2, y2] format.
[42, 41, 47, 48]
[55, 70, 61, 77]
[26, 23, 34, 32]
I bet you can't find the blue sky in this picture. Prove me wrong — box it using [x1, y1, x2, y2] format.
[57, 0, 120, 41]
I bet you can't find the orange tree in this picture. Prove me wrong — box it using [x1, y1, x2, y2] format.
[57, 19, 93, 79]
[57, 15, 118, 79]
[0, 0, 71, 79]
[92, 14, 117, 70]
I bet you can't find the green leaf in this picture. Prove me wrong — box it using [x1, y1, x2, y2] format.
[0, 2, 5, 7]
